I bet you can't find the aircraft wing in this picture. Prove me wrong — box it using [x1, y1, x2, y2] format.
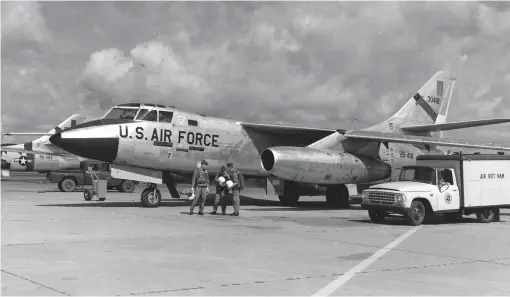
[342, 130, 510, 151]
[240, 122, 340, 151]
[401, 118, 510, 133]
[240, 122, 339, 135]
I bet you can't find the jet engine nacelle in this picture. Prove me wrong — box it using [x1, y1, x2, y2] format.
[260, 146, 391, 185]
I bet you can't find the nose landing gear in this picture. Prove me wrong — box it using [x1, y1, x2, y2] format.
[140, 183, 162, 207]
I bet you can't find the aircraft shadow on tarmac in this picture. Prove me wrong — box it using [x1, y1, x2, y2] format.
[35, 193, 361, 211]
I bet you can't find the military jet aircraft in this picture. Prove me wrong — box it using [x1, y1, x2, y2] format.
[38, 70, 510, 208]
[1, 114, 89, 177]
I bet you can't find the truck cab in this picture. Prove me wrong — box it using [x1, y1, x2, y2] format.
[361, 164, 460, 225]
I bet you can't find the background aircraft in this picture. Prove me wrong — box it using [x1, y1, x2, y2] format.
[1, 114, 89, 178]
[32, 70, 510, 208]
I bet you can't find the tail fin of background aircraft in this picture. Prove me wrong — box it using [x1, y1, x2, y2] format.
[46, 114, 87, 135]
[1, 114, 88, 152]
[363, 70, 456, 137]
[36, 114, 88, 144]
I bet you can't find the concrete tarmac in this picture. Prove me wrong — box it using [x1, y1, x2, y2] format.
[2, 173, 510, 296]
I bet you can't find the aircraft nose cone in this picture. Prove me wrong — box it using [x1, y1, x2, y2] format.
[49, 132, 119, 163]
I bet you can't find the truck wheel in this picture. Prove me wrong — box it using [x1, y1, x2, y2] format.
[476, 208, 498, 223]
[60, 178, 76, 192]
[407, 200, 426, 226]
[368, 210, 386, 223]
[140, 187, 161, 208]
[83, 189, 93, 201]
[120, 180, 135, 193]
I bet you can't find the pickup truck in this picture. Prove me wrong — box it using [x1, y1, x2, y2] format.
[49, 161, 137, 193]
[361, 153, 510, 226]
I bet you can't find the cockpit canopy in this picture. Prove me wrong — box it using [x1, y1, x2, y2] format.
[102, 103, 175, 123]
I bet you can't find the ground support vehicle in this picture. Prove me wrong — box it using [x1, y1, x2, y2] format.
[361, 153, 510, 226]
[83, 167, 107, 202]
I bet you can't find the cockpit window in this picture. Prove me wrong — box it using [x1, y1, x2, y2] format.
[159, 111, 173, 123]
[103, 108, 138, 120]
[135, 109, 158, 122]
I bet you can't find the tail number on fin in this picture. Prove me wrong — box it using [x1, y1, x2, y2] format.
[427, 96, 440, 104]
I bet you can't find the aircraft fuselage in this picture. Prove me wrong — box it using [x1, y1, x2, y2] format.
[50, 114, 442, 185]
[1, 150, 83, 173]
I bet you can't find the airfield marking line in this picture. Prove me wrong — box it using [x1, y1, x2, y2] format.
[311, 225, 422, 297]
[1, 269, 70, 296]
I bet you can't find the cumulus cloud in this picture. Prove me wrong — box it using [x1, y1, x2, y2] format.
[2, 1, 510, 145]
[1, 1, 53, 56]
[81, 41, 209, 110]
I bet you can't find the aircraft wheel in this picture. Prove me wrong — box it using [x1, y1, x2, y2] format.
[278, 181, 300, 206]
[60, 178, 76, 192]
[326, 185, 349, 208]
[120, 180, 135, 193]
[278, 193, 299, 206]
[368, 210, 386, 223]
[407, 200, 426, 226]
[476, 208, 498, 223]
[83, 189, 93, 201]
[141, 187, 161, 208]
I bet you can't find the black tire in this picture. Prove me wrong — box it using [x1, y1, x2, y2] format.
[60, 178, 76, 192]
[326, 185, 349, 208]
[140, 187, 161, 208]
[83, 189, 93, 201]
[368, 210, 386, 223]
[476, 208, 498, 223]
[278, 181, 300, 206]
[57, 182, 63, 192]
[407, 200, 426, 226]
[120, 180, 135, 193]
[278, 193, 299, 206]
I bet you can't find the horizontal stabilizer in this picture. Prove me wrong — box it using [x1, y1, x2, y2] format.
[342, 130, 510, 151]
[401, 118, 510, 133]
[110, 164, 163, 184]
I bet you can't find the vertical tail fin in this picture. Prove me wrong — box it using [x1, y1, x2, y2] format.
[34, 114, 88, 144]
[46, 114, 87, 134]
[364, 70, 456, 137]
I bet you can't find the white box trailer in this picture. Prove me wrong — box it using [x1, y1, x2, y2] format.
[360, 153, 510, 225]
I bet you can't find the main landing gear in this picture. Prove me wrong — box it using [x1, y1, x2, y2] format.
[140, 183, 162, 208]
[326, 185, 350, 208]
[277, 181, 350, 209]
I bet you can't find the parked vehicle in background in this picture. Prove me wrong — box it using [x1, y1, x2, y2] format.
[48, 161, 137, 193]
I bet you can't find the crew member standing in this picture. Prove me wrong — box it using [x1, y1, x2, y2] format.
[211, 165, 230, 215]
[189, 160, 210, 215]
[226, 162, 245, 216]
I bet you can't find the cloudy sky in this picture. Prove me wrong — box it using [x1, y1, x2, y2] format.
[2, 1, 510, 150]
